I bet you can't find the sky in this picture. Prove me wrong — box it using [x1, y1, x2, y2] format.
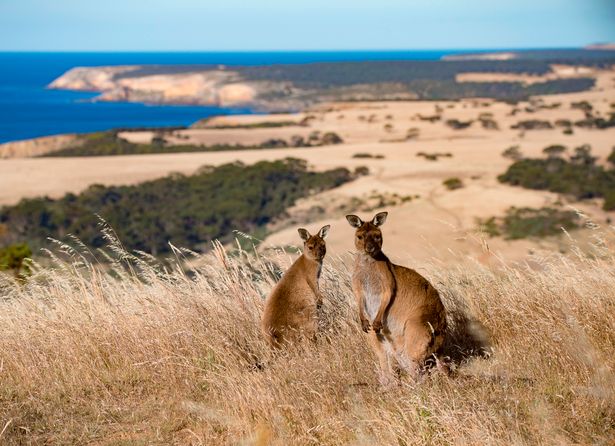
[1, 0, 614, 51]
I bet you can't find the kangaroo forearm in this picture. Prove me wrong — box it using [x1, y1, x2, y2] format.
[374, 295, 390, 323]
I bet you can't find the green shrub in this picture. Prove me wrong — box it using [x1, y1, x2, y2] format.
[354, 166, 370, 176]
[476, 217, 500, 237]
[511, 120, 553, 130]
[443, 177, 464, 190]
[352, 153, 384, 159]
[501, 207, 580, 239]
[320, 132, 344, 145]
[542, 144, 567, 158]
[417, 152, 452, 161]
[502, 145, 523, 160]
[445, 119, 473, 130]
[477, 207, 580, 239]
[406, 128, 420, 140]
[0, 243, 32, 278]
[498, 145, 615, 210]
[571, 101, 593, 113]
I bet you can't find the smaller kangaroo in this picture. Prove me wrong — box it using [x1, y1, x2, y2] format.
[346, 212, 447, 385]
[262, 225, 330, 347]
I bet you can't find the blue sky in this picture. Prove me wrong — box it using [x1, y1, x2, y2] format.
[1, 0, 614, 51]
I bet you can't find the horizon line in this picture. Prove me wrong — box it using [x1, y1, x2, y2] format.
[0, 45, 608, 54]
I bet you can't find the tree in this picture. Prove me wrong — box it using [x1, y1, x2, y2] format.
[502, 145, 523, 161]
[542, 145, 567, 158]
[570, 144, 596, 166]
[608, 146, 615, 168]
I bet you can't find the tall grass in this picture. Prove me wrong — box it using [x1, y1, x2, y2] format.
[1, 226, 614, 445]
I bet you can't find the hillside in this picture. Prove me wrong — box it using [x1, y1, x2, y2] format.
[0, 227, 613, 444]
[0, 159, 353, 255]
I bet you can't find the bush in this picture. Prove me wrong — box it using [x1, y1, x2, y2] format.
[475, 216, 500, 237]
[542, 144, 567, 158]
[406, 127, 420, 140]
[352, 153, 384, 159]
[477, 207, 580, 239]
[443, 177, 464, 190]
[555, 119, 572, 128]
[0, 243, 32, 278]
[511, 120, 553, 130]
[498, 146, 615, 210]
[354, 166, 370, 176]
[502, 145, 523, 160]
[445, 119, 473, 130]
[320, 132, 344, 145]
[417, 152, 453, 161]
[478, 113, 499, 130]
[501, 207, 580, 239]
[571, 100, 593, 113]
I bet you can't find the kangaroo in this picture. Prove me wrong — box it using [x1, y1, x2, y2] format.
[345, 212, 447, 385]
[261, 225, 330, 347]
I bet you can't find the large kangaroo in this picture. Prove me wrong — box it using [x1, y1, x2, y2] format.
[262, 225, 330, 347]
[345, 212, 447, 385]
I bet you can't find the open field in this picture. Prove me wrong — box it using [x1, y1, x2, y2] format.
[0, 228, 614, 444]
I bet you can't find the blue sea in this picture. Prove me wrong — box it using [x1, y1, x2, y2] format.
[0, 51, 468, 144]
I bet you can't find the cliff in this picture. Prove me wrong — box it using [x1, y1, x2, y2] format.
[0, 134, 78, 159]
[48, 66, 289, 109]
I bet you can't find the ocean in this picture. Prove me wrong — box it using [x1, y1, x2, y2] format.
[0, 51, 468, 144]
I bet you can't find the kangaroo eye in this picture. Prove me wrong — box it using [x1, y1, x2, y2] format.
[357, 235, 363, 240]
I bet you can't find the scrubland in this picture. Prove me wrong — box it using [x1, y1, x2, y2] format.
[1, 224, 614, 445]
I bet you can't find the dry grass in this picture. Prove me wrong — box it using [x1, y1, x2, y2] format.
[1, 226, 614, 445]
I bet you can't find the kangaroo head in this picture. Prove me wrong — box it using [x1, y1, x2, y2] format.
[298, 225, 330, 261]
[345, 212, 388, 256]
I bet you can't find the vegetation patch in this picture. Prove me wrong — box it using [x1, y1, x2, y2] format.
[417, 152, 453, 161]
[0, 158, 354, 255]
[42, 130, 343, 157]
[478, 113, 499, 130]
[477, 206, 580, 239]
[502, 145, 523, 160]
[0, 242, 31, 279]
[192, 118, 307, 129]
[352, 153, 385, 159]
[445, 119, 473, 130]
[573, 112, 615, 129]
[498, 144, 615, 210]
[511, 119, 553, 130]
[443, 177, 464, 190]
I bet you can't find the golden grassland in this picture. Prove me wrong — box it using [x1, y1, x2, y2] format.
[1, 225, 614, 445]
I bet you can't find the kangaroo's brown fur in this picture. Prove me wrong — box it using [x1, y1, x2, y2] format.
[346, 212, 447, 385]
[261, 225, 330, 347]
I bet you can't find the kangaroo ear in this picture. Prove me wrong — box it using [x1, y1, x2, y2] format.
[345, 215, 363, 228]
[372, 212, 388, 227]
[318, 224, 331, 239]
[298, 228, 311, 242]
